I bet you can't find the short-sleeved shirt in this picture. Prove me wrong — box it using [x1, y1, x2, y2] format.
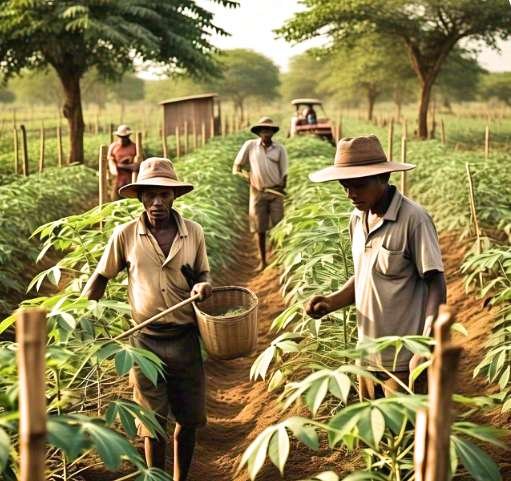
[233, 139, 288, 191]
[107, 140, 138, 187]
[94, 209, 210, 336]
[349, 187, 444, 371]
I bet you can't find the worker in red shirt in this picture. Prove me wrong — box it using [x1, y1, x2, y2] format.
[108, 125, 142, 200]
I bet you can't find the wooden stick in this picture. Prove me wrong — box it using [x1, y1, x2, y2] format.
[57, 125, 63, 167]
[465, 163, 483, 287]
[38, 123, 45, 173]
[192, 120, 197, 150]
[201, 122, 206, 146]
[20, 124, 29, 176]
[440, 119, 446, 145]
[400, 136, 407, 196]
[98, 145, 108, 230]
[184, 121, 189, 154]
[402, 118, 408, 140]
[162, 129, 168, 159]
[13, 127, 19, 174]
[109, 123, 114, 143]
[484, 125, 490, 160]
[134, 132, 142, 183]
[175, 125, 180, 158]
[114, 294, 201, 341]
[221, 116, 226, 137]
[425, 305, 462, 481]
[414, 408, 428, 481]
[387, 119, 394, 161]
[210, 115, 215, 140]
[17, 308, 47, 481]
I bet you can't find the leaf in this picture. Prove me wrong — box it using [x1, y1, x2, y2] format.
[268, 426, 290, 475]
[370, 408, 385, 445]
[452, 435, 502, 481]
[0, 427, 11, 471]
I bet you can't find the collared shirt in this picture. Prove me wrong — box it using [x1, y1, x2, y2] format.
[233, 139, 288, 191]
[349, 187, 444, 371]
[94, 209, 210, 335]
[107, 140, 138, 187]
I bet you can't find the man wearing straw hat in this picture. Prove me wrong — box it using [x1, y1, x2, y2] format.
[83, 158, 212, 480]
[232, 116, 288, 271]
[107, 124, 142, 200]
[305, 135, 446, 398]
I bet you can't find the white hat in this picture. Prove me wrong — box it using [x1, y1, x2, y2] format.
[114, 124, 132, 137]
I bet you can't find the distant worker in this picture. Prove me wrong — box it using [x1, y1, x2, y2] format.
[232, 117, 288, 271]
[303, 104, 317, 125]
[108, 124, 142, 201]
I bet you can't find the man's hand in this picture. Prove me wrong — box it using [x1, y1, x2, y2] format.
[408, 353, 426, 376]
[192, 282, 213, 302]
[305, 295, 331, 319]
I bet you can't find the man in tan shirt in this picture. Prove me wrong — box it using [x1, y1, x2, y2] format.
[305, 135, 446, 398]
[233, 117, 288, 270]
[83, 158, 212, 481]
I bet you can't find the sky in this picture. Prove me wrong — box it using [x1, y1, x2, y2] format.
[195, 0, 511, 73]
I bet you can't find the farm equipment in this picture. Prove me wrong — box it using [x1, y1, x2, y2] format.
[289, 98, 335, 145]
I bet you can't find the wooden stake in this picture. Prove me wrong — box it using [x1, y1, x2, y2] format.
[387, 119, 394, 161]
[484, 125, 490, 160]
[440, 119, 446, 145]
[109, 123, 114, 143]
[57, 126, 63, 167]
[20, 124, 29, 177]
[134, 132, 143, 183]
[162, 129, 168, 159]
[38, 123, 45, 173]
[184, 121, 189, 154]
[13, 127, 19, 175]
[221, 116, 226, 137]
[400, 136, 407, 196]
[402, 118, 408, 140]
[414, 408, 428, 481]
[98, 145, 108, 222]
[17, 308, 47, 481]
[465, 163, 483, 287]
[175, 125, 180, 158]
[425, 306, 462, 481]
[210, 116, 215, 140]
[201, 122, 206, 146]
[192, 120, 197, 150]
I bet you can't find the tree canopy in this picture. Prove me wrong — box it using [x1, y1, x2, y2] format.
[278, 0, 511, 138]
[479, 72, 511, 106]
[0, 0, 237, 162]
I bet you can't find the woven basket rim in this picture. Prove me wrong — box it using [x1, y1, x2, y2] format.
[193, 285, 258, 320]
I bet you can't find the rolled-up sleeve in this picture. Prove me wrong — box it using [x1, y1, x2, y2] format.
[233, 141, 251, 171]
[410, 216, 444, 277]
[95, 226, 126, 279]
[194, 226, 210, 274]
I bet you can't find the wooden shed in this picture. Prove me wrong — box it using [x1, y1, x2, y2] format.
[160, 93, 221, 141]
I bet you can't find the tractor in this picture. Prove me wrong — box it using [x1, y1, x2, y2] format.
[289, 98, 335, 145]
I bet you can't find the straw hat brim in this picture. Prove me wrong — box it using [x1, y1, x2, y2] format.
[118, 177, 194, 199]
[115, 130, 132, 137]
[309, 161, 415, 182]
[250, 124, 279, 135]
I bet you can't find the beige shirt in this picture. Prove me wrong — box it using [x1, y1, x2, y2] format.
[233, 139, 288, 191]
[349, 187, 444, 371]
[94, 209, 210, 334]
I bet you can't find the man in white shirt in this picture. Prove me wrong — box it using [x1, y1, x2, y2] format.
[232, 117, 288, 271]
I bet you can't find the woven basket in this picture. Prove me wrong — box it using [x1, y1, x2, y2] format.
[193, 286, 258, 360]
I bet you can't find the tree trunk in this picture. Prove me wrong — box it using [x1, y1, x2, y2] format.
[367, 92, 376, 121]
[418, 77, 434, 139]
[58, 72, 84, 164]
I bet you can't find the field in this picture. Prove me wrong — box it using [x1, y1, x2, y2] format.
[0, 105, 510, 481]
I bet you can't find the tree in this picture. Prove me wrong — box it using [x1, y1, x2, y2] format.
[9, 71, 65, 109]
[0, 0, 236, 163]
[317, 35, 415, 120]
[479, 72, 511, 106]
[280, 51, 326, 101]
[209, 49, 280, 117]
[0, 87, 15, 104]
[278, 0, 511, 138]
[435, 50, 485, 109]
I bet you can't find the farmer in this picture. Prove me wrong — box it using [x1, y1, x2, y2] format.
[305, 135, 446, 398]
[303, 104, 317, 125]
[83, 158, 212, 480]
[107, 124, 142, 201]
[232, 117, 288, 271]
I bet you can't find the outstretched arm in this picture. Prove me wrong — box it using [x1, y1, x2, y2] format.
[305, 275, 355, 319]
[82, 272, 109, 301]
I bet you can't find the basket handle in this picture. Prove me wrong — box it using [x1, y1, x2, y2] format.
[114, 293, 201, 341]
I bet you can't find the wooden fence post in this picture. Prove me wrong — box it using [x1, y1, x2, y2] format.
[424, 305, 462, 481]
[465, 163, 483, 287]
[201, 122, 206, 146]
[400, 136, 408, 196]
[13, 127, 19, 174]
[175, 125, 180, 158]
[162, 128, 168, 159]
[17, 308, 47, 481]
[134, 132, 143, 183]
[402, 118, 408, 140]
[210, 116, 215, 140]
[98, 145, 108, 220]
[184, 121, 189, 154]
[484, 125, 490, 160]
[387, 118, 394, 161]
[440, 119, 446, 145]
[20, 124, 29, 177]
[57, 126, 63, 167]
[38, 123, 45, 173]
[221, 116, 226, 137]
[109, 123, 114, 143]
[192, 120, 197, 150]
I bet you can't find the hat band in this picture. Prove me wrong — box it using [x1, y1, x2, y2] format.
[335, 157, 387, 167]
[138, 172, 177, 182]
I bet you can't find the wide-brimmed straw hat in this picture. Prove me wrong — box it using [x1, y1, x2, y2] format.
[309, 134, 415, 182]
[250, 117, 280, 135]
[119, 157, 194, 199]
[114, 124, 133, 137]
